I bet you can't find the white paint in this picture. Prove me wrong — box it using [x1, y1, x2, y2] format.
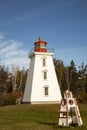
[58, 90, 83, 127]
[23, 51, 62, 104]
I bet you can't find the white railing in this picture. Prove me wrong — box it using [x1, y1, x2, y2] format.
[28, 48, 54, 57]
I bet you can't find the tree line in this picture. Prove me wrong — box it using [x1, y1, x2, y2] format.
[0, 65, 27, 105]
[0, 59, 87, 105]
[54, 59, 87, 103]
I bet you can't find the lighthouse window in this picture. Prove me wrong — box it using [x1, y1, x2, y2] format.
[36, 44, 40, 48]
[43, 58, 46, 66]
[40, 44, 45, 48]
[44, 71, 47, 79]
[44, 86, 48, 96]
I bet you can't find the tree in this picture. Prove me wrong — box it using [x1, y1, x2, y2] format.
[11, 65, 27, 93]
[78, 62, 87, 93]
[53, 59, 68, 96]
[0, 65, 8, 95]
[66, 60, 78, 95]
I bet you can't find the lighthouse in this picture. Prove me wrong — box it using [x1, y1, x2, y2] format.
[23, 38, 62, 104]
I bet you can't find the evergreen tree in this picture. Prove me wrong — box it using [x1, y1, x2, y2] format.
[53, 58, 68, 96]
[66, 60, 78, 95]
[0, 66, 8, 95]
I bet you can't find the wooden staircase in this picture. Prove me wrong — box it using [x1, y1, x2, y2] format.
[58, 90, 83, 127]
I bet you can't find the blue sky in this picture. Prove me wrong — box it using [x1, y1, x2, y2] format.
[0, 0, 87, 69]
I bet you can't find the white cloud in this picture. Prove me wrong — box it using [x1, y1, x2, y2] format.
[3, 56, 29, 69]
[1, 41, 22, 55]
[0, 34, 29, 69]
[4, 50, 27, 58]
[0, 34, 4, 40]
[0, 42, 7, 49]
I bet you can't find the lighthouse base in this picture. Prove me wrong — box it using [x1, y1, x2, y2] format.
[22, 101, 61, 104]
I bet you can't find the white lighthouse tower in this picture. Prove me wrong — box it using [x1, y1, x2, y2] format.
[23, 38, 62, 104]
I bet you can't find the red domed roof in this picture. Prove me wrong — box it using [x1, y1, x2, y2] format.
[34, 37, 47, 45]
[34, 37, 47, 52]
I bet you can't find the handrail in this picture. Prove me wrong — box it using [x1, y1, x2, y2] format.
[28, 48, 54, 57]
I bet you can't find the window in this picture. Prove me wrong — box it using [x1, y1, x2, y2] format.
[42, 57, 46, 67]
[36, 44, 40, 48]
[42, 69, 48, 80]
[44, 86, 48, 96]
[40, 44, 45, 48]
[43, 58, 46, 66]
[44, 71, 47, 79]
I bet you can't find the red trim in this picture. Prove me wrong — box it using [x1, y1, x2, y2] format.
[34, 37, 47, 45]
[35, 48, 47, 52]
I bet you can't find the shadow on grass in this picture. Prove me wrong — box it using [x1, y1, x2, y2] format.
[37, 122, 67, 129]
[37, 122, 81, 129]
[37, 122, 56, 127]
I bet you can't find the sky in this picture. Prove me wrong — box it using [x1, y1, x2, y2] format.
[0, 0, 87, 69]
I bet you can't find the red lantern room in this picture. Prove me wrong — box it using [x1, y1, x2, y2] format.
[34, 37, 47, 52]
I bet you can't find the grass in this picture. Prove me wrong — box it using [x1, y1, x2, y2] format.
[0, 104, 86, 130]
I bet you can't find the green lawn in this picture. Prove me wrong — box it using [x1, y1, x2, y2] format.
[0, 104, 86, 130]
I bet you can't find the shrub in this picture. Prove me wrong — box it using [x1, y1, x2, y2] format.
[0, 91, 23, 106]
[78, 92, 87, 104]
